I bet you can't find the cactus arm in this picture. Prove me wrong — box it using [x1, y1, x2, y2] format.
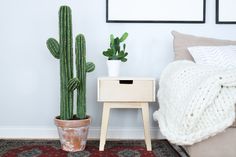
[67, 78, 80, 91]
[121, 58, 127, 62]
[110, 34, 114, 46]
[46, 38, 60, 59]
[103, 51, 109, 57]
[123, 44, 126, 51]
[117, 51, 128, 58]
[114, 38, 120, 54]
[118, 52, 128, 62]
[86, 62, 95, 73]
[103, 49, 113, 58]
[119, 32, 128, 42]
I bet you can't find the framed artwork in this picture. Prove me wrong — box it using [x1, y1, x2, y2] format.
[106, 0, 206, 23]
[216, 0, 236, 24]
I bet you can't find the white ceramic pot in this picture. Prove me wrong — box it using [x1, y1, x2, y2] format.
[107, 60, 120, 77]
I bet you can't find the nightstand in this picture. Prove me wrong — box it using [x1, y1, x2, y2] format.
[97, 77, 156, 151]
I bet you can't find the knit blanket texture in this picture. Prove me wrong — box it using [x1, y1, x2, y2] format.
[153, 61, 236, 145]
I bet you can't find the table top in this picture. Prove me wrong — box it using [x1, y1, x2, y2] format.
[97, 77, 156, 81]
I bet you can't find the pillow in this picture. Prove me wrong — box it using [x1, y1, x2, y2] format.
[172, 31, 236, 61]
[188, 45, 236, 69]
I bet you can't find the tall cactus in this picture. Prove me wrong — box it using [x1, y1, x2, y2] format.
[46, 6, 95, 120]
[76, 35, 95, 119]
[46, 6, 74, 120]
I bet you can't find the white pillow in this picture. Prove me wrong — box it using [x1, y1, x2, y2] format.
[188, 45, 236, 69]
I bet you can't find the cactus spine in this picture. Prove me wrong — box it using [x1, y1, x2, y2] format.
[47, 6, 95, 120]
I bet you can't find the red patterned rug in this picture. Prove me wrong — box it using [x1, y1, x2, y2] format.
[0, 139, 189, 157]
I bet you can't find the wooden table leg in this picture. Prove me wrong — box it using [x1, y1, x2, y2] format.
[141, 103, 152, 151]
[99, 103, 110, 151]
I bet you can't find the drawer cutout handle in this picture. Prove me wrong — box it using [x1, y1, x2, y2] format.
[119, 80, 133, 84]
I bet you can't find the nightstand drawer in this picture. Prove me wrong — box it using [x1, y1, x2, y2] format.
[98, 78, 155, 102]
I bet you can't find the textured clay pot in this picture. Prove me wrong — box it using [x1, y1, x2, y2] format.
[54, 116, 91, 152]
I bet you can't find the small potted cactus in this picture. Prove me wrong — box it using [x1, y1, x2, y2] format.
[46, 6, 95, 152]
[103, 32, 128, 77]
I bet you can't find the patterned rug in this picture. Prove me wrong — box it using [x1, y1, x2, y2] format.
[0, 139, 189, 157]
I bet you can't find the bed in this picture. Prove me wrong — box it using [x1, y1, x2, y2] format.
[156, 31, 236, 157]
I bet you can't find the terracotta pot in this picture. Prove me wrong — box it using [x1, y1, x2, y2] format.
[54, 116, 91, 152]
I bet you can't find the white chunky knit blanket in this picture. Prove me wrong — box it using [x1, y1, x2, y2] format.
[153, 61, 236, 145]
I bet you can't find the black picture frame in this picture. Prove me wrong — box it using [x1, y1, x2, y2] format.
[216, 0, 236, 24]
[106, 0, 206, 23]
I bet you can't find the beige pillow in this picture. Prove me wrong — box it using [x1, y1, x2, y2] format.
[172, 31, 236, 61]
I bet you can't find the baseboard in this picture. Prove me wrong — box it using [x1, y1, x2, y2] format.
[0, 127, 58, 139]
[0, 127, 164, 139]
